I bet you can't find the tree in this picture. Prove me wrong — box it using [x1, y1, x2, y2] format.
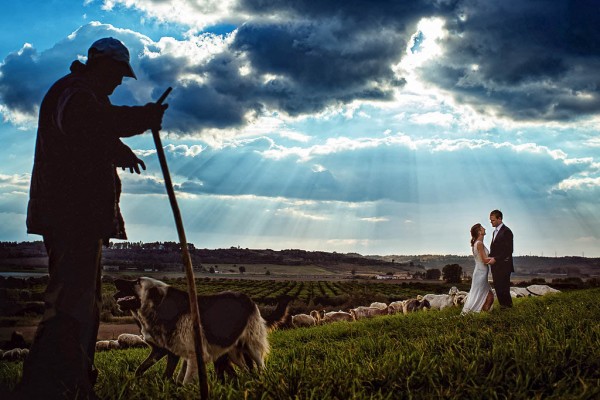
[425, 268, 441, 280]
[442, 264, 463, 283]
[239, 265, 246, 274]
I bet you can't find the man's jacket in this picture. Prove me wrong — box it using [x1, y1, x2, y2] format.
[27, 61, 154, 241]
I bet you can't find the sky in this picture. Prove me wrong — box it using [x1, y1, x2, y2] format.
[1, 0, 599, 257]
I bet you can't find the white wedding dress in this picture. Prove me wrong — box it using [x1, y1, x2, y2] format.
[462, 240, 492, 314]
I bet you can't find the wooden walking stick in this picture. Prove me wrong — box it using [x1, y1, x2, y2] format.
[151, 87, 209, 399]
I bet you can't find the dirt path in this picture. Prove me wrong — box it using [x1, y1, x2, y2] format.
[0, 323, 141, 344]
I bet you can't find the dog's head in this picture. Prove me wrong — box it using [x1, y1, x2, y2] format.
[114, 277, 188, 324]
[113, 277, 169, 312]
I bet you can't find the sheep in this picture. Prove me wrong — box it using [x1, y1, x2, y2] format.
[1, 348, 29, 361]
[403, 298, 430, 314]
[320, 310, 355, 324]
[454, 293, 468, 306]
[117, 333, 147, 349]
[449, 287, 468, 305]
[510, 287, 532, 298]
[349, 306, 388, 320]
[96, 340, 120, 351]
[291, 313, 317, 328]
[369, 302, 388, 310]
[422, 294, 456, 311]
[387, 300, 407, 315]
[527, 285, 560, 296]
[422, 287, 465, 311]
[310, 310, 320, 320]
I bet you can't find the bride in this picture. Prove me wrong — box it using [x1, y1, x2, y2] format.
[462, 223, 495, 314]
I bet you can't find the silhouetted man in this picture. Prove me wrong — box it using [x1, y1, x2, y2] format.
[20, 37, 167, 399]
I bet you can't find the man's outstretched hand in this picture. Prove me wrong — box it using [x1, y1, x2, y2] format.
[116, 143, 147, 174]
[121, 155, 146, 174]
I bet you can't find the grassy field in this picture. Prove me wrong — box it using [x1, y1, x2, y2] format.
[1, 288, 599, 399]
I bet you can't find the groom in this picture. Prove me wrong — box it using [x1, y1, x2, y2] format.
[488, 209, 514, 308]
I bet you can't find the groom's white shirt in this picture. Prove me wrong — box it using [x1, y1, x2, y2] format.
[492, 223, 504, 242]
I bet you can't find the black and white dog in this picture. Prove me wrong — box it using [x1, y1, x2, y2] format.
[113, 277, 290, 384]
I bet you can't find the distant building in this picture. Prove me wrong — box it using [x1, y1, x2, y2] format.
[376, 272, 412, 280]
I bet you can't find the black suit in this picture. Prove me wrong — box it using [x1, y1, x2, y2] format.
[489, 224, 514, 308]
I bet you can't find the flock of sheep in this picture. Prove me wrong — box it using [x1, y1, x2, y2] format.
[290, 284, 561, 328]
[0, 284, 561, 361]
[95, 332, 148, 352]
[0, 347, 29, 362]
[291, 286, 463, 328]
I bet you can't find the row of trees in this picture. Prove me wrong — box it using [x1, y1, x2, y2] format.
[108, 241, 195, 251]
[348, 264, 465, 283]
[418, 264, 463, 283]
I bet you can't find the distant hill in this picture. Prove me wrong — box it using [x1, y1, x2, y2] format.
[369, 254, 600, 277]
[1, 241, 598, 278]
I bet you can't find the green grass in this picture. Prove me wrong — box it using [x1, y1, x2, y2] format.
[2, 289, 599, 399]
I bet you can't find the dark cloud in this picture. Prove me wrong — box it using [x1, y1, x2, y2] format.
[0, 46, 43, 115]
[3, 1, 600, 132]
[237, 0, 451, 27]
[138, 13, 414, 132]
[1, 1, 447, 132]
[420, 0, 600, 121]
[0, 23, 150, 120]
[231, 22, 405, 111]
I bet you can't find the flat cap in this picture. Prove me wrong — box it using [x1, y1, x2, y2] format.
[88, 37, 136, 79]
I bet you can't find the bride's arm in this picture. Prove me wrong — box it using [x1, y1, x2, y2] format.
[476, 242, 492, 264]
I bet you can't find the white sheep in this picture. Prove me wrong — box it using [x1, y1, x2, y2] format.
[1, 348, 29, 361]
[527, 285, 561, 296]
[449, 287, 468, 304]
[422, 294, 456, 310]
[510, 287, 531, 298]
[403, 298, 430, 314]
[117, 333, 147, 348]
[349, 306, 388, 320]
[95, 339, 120, 351]
[320, 310, 355, 324]
[454, 293, 468, 306]
[291, 313, 317, 328]
[369, 302, 388, 310]
[387, 300, 407, 314]
[309, 310, 320, 320]
[96, 340, 111, 351]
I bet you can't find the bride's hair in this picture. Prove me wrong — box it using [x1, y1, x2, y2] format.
[470, 223, 482, 247]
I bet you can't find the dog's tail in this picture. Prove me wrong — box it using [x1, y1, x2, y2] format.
[263, 295, 293, 331]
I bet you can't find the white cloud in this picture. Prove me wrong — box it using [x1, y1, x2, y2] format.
[0, 104, 37, 129]
[101, 0, 245, 31]
[325, 238, 371, 248]
[360, 217, 389, 223]
[556, 177, 600, 191]
[165, 144, 204, 157]
[0, 173, 30, 188]
[409, 111, 454, 127]
[586, 137, 600, 148]
[274, 206, 329, 221]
